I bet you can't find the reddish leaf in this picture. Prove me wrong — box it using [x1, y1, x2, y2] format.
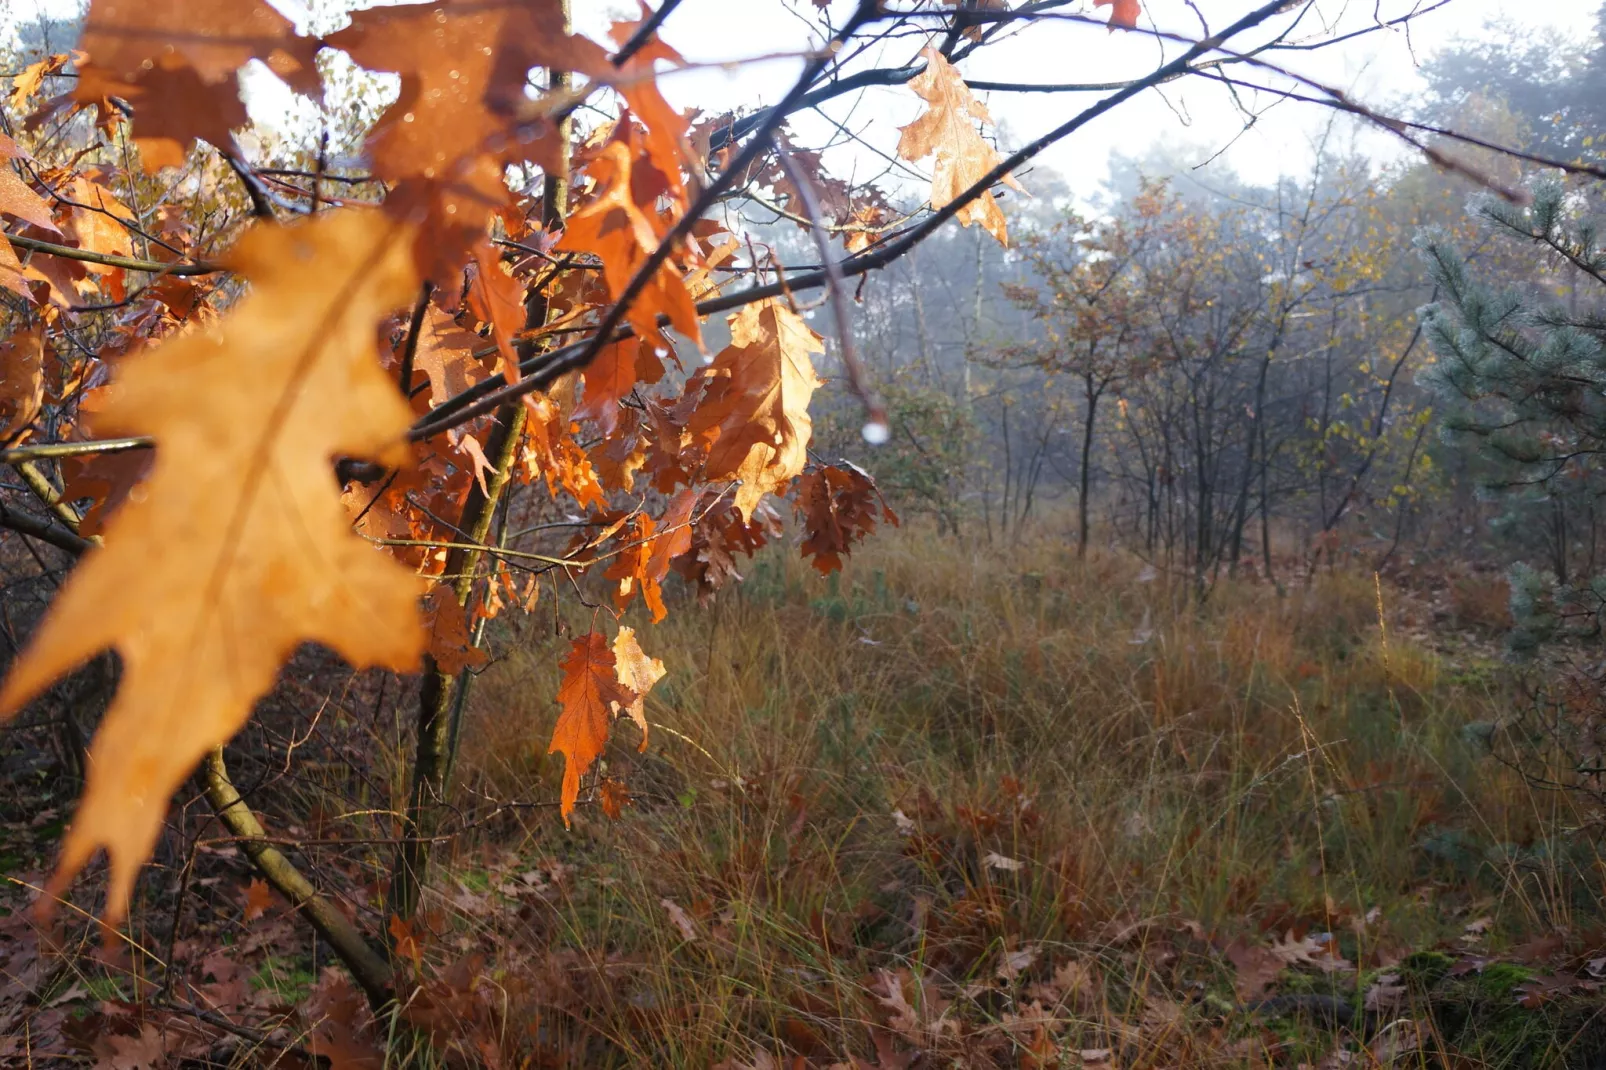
[1095, 0, 1142, 30]
[242, 878, 273, 922]
[795, 464, 898, 574]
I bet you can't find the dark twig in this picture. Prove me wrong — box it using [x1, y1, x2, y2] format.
[411, 0, 1298, 441]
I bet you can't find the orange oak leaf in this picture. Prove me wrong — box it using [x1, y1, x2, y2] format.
[688, 300, 822, 521]
[578, 338, 664, 436]
[603, 513, 658, 616]
[9, 52, 76, 115]
[548, 631, 636, 824]
[1094, 0, 1142, 30]
[607, 7, 696, 207]
[896, 47, 1023, 246]
[242, 878, 274, 922]
[61, 448, 152, 537]
[76, 0, 321, 95]
[610, 625, 664, 749]
[61, 175, 136, 268]
[327, 0, 606, 282]
[0, 209, 428, 925]
[0, 134, 59, 298]
[647, 486, 698, 595]
[389, 913, 423, 971]
[92, 61, 252, 172]
[0, 326, 46, 442]
[412, 305, 490, 407]
[330, 0, 602, 184]
[557, 139, 702, 352]
[422, 584, 490, 675]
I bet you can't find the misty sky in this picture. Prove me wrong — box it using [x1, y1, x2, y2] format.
[3, 0, 1598, 204]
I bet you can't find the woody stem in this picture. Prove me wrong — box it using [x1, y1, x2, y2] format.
[387, 17, 573, 921]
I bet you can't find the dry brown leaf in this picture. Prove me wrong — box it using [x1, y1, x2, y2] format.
[610, 626, 665, 749]
[689, 300, 822, 521]
[597, 777, 631, 820]
[1225, 938, 1284, 999]
[661, 897, 701, 941]
[0, 210, 427, 924]
[242, 878, 273, 922]
[1267, 930, 1353, 973]
[896, 47, 1023, 246]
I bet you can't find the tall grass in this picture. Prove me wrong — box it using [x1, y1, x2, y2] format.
[428, 524, 1602, 1067]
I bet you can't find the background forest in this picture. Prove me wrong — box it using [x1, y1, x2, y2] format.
[2, 1, 1606, 1068]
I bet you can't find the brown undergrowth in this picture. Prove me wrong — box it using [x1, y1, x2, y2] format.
[427, 527, 1606, 1067]
[4, 524, 1605, 1067]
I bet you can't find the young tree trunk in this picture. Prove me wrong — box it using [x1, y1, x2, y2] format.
[390, 24, 572, 920]
[1078, 374, 1101, 558]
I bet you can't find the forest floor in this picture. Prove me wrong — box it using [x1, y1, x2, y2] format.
[4, 523, 1606, 1068]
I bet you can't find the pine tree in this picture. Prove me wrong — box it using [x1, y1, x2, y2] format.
[1419, 178, 1606, 652]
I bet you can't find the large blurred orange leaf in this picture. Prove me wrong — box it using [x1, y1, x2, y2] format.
[0, 210, 428, 924]
[70, 0, 320, 170]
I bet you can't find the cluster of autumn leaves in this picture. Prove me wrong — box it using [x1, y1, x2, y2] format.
[0, 0, 1156, 924]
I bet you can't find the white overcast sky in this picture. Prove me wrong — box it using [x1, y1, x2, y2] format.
[3, 0, 1598, 202]
[588, 0, 1597, 199]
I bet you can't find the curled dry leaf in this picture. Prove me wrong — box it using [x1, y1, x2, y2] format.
[610, 626, 665, 748]
[689, 300, 822, 521]
[661, 897, 701, 941]
[0, 210, 427, 925]
[796, 463, 899, 574]
[597, 777, 631, 820]
[896, 48, 1024, 247]
[982, 851, 1024, 872]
